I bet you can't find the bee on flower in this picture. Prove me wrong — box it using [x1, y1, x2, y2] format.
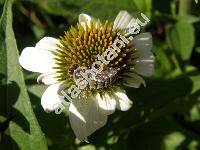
[19, 10, 154, 142]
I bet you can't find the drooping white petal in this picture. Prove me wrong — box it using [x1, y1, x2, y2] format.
[35, 37, 60, 52]
[37, 72, 59, 85]
[131, 61, 154, 77]
[115, 92, 133, 111]
[113, 10, 134, 30]
[79, 13, 98, 29]
[131, 32, 153, 53]
[69, 95, 107, 141]
[129, 33, 155, 76]
[86, 97, 107, 138]
[96, 93, 116, 115]
[122, 72, 146, 88]
[41, 82, 65, 112]
[69, 101, 88, 141]
[19, 47, 56, 73]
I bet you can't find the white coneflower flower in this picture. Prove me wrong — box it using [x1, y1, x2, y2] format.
[19, 11, 154, 141]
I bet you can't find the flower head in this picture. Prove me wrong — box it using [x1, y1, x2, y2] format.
[19, 11, 154, 141]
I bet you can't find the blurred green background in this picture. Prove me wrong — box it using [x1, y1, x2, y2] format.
[0, 0, 200, 149]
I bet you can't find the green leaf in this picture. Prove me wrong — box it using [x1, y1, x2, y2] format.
[177, 15, 200, 23]
[132, 0, 152, 16]
[78, 145, 96, 150]
[123, 117, 200, 150]
[32, 0, 137, 24]
[0, 0, 47, 149]
[89, 73, 200, 146]
[189, 103, 200, 122]
[167, 21, 195, 60]
[195, 47, 200, 53]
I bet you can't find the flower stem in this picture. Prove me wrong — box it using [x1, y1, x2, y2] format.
[179, 0, 192, 15]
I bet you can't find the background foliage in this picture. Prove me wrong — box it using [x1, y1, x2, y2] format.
[0, 0, 200, 149]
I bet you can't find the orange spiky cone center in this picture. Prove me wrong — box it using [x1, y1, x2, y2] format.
[53, 20, 131, 83]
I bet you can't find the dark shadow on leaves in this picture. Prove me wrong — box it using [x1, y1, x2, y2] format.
[24, 78, 37, 85]
[28, 92, 76, 149]
[88, 75, 193, 149]
[0, 73, 30, 149]
[0, 133, 20, 150]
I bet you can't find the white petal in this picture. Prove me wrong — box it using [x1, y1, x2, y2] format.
[69, 95, 107, 141]
[131, 33, 153, 53]
[37, 72, 59, 85]
[79, 13, 98, 29]
[130, 33, 155, 76]
[35, 37, 60, 52]
[115, 92, 133, 111]
[19, 47, 56, 73]
[122, 72, 146, 88]
[113, 10, 133, 30]
[41, 82, 64, 112]
[86, 97, 107, 137]
[69, 101, 88, 141]
[131, 62, 154, 76]
[127, 18, 138, 28]
[79, 13, 92, 23]
[96, 93, 116, 115]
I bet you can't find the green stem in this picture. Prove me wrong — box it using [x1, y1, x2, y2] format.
[179, 0, 192, 15]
